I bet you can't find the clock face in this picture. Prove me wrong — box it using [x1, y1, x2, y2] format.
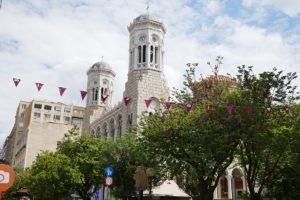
[139, 36, 146, 42]
[152, 36, 157, 42]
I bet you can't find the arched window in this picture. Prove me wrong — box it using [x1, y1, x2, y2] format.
[109, 119, 115, 138]
[103, 123, 108, 137]
[155, 47, 158, 65]
[95, 87, 98, 101]
[220, 177, 228, 198]
[96, 127, 101, 138]
[150, 46, 154, 63]
[142, 45, 146, 63]
[117, 115, 122, 137]
[138, 46, 142, 64]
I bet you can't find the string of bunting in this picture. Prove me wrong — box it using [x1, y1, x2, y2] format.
[13, 77, 88, 101]
[13, 77, 292, 114]
[125, 98, 291, 115]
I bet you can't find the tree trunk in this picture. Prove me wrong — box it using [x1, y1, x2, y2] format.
[249, 191, 262, 200]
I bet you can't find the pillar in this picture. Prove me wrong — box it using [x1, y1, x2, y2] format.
[227, 175, 233, 199]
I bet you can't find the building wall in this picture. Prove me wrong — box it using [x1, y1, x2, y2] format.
[10, 100, 84, 168]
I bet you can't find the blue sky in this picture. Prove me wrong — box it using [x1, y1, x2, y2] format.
[0, 0, 300, 146]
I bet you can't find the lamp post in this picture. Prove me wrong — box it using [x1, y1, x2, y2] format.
[146, 168, 155, 200]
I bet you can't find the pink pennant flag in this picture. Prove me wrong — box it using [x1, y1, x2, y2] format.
[266, 107, 272, 114]
[207, 105, 213, 114]
[246, 106, 253, 114]
[227, 104, 234, 114]
[165, 102, 174, 110]
[35, 83, 44, 91]
[80, 90, 87, 100]
[145, 99, 152, 108]
[185, 103, 192, 112]
[283, 107, 290, 114]
[13, 78, 21, 87]
[124, 96, 131, 106]
[101, 95, 109, 103]
[58, 87, 66, 96]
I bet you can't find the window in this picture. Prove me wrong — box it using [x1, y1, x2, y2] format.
[34, 112, 41, 118]
[64, 107, 71, 113]
[54, 106, 61, 111]
[44, 105, 52, 110]
[138, 46, 142, 64]
[155, 47, 158, 64]
[20, 113, 25, 118]
[142, 45, 146, 63]
[64, 116, 70, 122]
[17, 131, 23, 136]
[53, 115, 61, 121]
[34, 104, 42, 109]
[150, 46, 154, 63]
[21, 104, 26, 109]
[44, 114, 51, 119]
[19, 122, 24, 127]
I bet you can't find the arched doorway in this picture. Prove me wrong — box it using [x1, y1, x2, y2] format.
[232, 168, 244, 200]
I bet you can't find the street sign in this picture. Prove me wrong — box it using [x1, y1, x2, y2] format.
[105, 166, 115, 176]
[104, 176, 114, 187]
[0, 164, 15, 192]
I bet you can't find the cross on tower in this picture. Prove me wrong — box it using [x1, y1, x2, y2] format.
[146, 0, 150, 14]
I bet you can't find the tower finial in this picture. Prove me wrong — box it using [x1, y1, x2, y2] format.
[146, 0, 150, 14]
[101, 56, 104, 61]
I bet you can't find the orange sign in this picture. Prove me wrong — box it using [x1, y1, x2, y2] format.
[0, 164, 15, 192]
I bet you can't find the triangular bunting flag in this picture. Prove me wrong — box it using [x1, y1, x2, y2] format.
[80, 91, 87, 100]
[185, 103, 192, 112]
[145, 99, 152, 108]
[13, 78, 21, 87]
[165, 102, 174, 110]
[58, 87, 66, 96]
[284, 107, 290, 114]
[266, 107, 272, 114]
[207, 105, 213, 114]
[124, 97, 131, 106]
[227, 104, 234, 114]
[35, 83, 44, 91]
[101, 94, 109, 103]
[246, 106, 253, 114]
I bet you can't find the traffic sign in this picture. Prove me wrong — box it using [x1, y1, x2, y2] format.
[0, 164, 15, 192]
[105, 166, 115, 176]
[104, 176, 114, 187]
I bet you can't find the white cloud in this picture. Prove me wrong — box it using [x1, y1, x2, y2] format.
[243, 0, 300, 16]
[0, 0, 300, 146]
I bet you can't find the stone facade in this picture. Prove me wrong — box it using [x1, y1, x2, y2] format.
[84, 14, 169, 137]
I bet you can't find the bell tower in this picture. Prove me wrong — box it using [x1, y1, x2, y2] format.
[123, 14, 169, 127]
[83, 61, 116, 133]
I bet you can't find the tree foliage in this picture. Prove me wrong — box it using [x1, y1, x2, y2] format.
[140, 59, 242, 200]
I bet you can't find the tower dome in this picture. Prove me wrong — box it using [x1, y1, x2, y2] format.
[90, 61, 112, 70]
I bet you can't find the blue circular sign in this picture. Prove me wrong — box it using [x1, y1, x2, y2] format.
[105, 166, 115, 176]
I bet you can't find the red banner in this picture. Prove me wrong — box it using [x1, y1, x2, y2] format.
[58, 87, 66, 96]
[246, 106, 253, 114]
[13, 78, 21, 87]
[145, 99, 152, 108]
[165, 102, 174, 110]
[185, 103, 192, 112]
[207, 105, 213, 114]
[101, 95, 109, 103]
[227, 104, 234, 114]
[80, 91, 87, 100]
[35, 83, 44, 91]
[124, 97, 131, 106]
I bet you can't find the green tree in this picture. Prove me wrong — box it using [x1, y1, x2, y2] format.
[26, 151, 81, 200]
[57, 131, 105, 200]
[139, 59, 241, 200]
[234, 66, 299, 200]
[101, 133, 161, 200]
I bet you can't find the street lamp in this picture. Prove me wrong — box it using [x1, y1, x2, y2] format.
[146, 168, 155, 200]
